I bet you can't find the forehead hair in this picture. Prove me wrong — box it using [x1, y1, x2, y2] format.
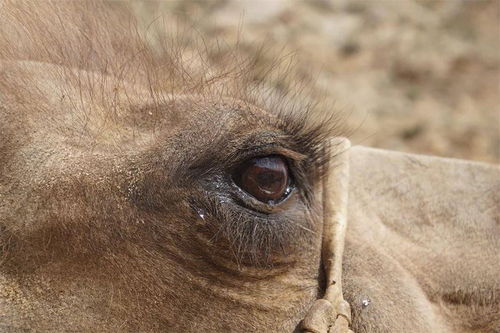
[0, 0, 348, 156]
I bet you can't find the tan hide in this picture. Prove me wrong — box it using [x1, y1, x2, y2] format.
[341, 145, 499, 332]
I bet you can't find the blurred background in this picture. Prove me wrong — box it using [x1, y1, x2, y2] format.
[133, 0, 499, 163]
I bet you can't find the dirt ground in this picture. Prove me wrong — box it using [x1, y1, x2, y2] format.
[134, 0, 499, 163]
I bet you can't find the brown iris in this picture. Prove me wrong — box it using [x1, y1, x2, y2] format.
[234, 155, 291, 203]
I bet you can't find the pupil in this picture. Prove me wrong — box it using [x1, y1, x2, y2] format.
[256, 171, 283, 188]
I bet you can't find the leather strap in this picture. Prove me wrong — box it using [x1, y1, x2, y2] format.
[301, 138, 353, 333]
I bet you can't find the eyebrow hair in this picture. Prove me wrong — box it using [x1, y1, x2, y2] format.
[1, 0, 350, 177]
[1, 1, 349, 130]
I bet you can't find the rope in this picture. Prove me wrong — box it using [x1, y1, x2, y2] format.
[301, 138, 353, 333]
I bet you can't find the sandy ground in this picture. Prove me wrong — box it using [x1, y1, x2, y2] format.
[133, 0, 499, 163]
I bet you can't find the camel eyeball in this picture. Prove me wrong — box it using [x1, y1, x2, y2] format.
[233, 155, 292, 204]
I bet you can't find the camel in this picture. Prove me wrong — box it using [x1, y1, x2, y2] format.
[0, 2, 498, 332]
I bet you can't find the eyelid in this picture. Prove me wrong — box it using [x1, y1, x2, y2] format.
[267, 147, 307, 162]
[231, 130, 308, 163]
[229, 182, 297, 214]
[231, 145, 307, 168]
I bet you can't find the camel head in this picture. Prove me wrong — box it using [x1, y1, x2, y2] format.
[0, 2, 348, 331]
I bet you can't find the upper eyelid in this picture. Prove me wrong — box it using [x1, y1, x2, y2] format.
[267, 147, 307, 162]
[234, 146, 306, 163]
[229, 133, 308, 166]
[184, 133, 308, 181]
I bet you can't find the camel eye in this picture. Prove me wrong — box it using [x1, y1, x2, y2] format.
[233, 155, 292, 204]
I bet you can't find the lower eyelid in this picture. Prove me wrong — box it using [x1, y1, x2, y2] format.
[229, 182, 297, 214]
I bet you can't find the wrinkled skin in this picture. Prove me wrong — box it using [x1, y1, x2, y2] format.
[345, 147, 499, 332]
[0, 2, 498, 332]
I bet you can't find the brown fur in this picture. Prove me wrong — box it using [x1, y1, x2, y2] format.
[0, 1, 498, 332]
[0, 1, 339, 331]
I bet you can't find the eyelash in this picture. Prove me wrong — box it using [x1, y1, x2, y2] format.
[195, 189, 314, 266]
